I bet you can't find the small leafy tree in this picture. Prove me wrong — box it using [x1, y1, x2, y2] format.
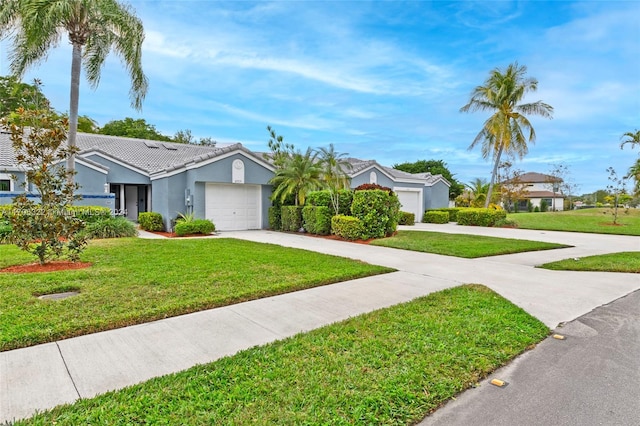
[499, 161, 528, 212]
[605, 167, 628, 225]
[2, 107, 86, 264]
[316, 144, 352, 215]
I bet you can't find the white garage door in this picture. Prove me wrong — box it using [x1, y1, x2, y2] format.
[396, 189, 422, 222]
[205, 183, 261, 231]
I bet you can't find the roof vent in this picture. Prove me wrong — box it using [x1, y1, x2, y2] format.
[163, 143, 178, 150]
[144, 141, 160, 149]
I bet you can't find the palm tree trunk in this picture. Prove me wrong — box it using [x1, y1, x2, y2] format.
[485, 144, 504, 208]
[66, 43, 82, 186]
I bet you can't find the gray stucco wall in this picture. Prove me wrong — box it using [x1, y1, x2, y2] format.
[76, 163, 108, 194]
[424, 181, 450, 210]
[349, 167, 395, 188]
[152, 173, 187, 230]
[85, 154, 150, 185]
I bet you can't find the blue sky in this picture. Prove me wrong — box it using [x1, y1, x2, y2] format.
[1, 1, 639, 194]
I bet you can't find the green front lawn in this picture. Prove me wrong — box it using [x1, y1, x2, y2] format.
[0, 238, 392, 351]
[371, 230, 569, 258]
[18, 285, 549, 425]
[508, 208, 640, 236]
[539, 251, 640, 273]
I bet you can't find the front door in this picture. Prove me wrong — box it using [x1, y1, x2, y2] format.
[125, 185, 139, 220]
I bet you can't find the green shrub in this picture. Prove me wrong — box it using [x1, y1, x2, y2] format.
[0, 205, 12, 220]
[425, 207, 462, 222]
[398, 211, 415, 225]
[423, 211, 449, 224]
[281, 206, 303, 232]
[72, 206, 112, 223]
[84, 217, 138, 239]
[456, 208, 507, 227]
[534, 206, 540, 212]
[302, 206, 332, 235]
[174, 219, 216, 236]
[351, 189, 400, 239]
[138, 212, 164, 231]
[540, 199, 549, 212]
[268, 206, 282, 230]
[331, 215, 365, 240]
[0, 219, 12, 243]
[306, 189, 353, 215]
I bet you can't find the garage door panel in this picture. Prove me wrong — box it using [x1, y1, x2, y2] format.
[205, 183, 261, 231]
[396, 190, 421, 222]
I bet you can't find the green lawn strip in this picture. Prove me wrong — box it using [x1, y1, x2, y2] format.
[371, 230, 569, 258]
[0, 238, 392, 352]
[539, 251, 640, 273]
[508, 209, 640, 236]
[17, 285, 549, 425]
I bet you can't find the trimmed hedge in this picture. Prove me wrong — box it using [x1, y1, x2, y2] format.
[174, 219, 216, 236]
[138, 212, 164, 231]
[302, 206, 332, 235]
[281, 206, 303, 232]
[268, 206, 282, 230]
[306, 190, 353, 215]
[351, 189, 400, 239]
[423, 211, 449, 224]
[398, 211, 415, 226]
[72, 206, 112, 223]
[331, 215, 365, 241]
[424, 207, 461, 222]
[456, 208, 507, 227]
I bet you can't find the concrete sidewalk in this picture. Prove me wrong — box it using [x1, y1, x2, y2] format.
[1, 226, 639, 423]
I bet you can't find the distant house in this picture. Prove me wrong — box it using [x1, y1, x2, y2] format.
[0, 131, 450, 229]
[503, 172, 565, 211]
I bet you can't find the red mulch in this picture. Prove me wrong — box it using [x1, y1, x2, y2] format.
[0, 261, 92, 274]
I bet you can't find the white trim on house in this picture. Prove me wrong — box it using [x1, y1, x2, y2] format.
[81, 150, 149, 176]
[0, 173, 15, 191]
[350, 164, 396, 183]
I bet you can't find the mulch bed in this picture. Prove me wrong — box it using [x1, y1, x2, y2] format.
[0, 261, 92, 274]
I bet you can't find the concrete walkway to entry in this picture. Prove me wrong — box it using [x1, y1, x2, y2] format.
[1, 224, 638, 423]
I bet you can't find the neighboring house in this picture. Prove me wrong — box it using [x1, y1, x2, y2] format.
[503, 172, 565, 211]
[0, 131, 450, 230]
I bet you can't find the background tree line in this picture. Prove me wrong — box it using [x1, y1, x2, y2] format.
[0, 76, 215, 146]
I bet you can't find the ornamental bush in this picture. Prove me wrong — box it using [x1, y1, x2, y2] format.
[331, 215, 365, 240]
[174, 219, 215, 236]
[72, 206, 112, 223]
[423, 211, 449, 224]
[306, 189, 353, 216]
[302, 206, 332, 235]
[351, 189, 400, 239]
[456, 208, 507, 227]
[425, 207, 461, 222]
[268, 206, 282, 230]
[138, 212, 164, 231]
[398, 211, 415, 226]
[281, 206, 303, 232]
[84, 216, 138, 239]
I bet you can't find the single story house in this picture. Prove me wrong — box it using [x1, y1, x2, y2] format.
[0, 131, 450, 230]
[503, 172, 565, 211]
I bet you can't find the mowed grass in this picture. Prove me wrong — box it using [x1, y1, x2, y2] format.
[0, 238, 392, 352]
[540, 251, 640, 273]
[508, 208, 640, 236]
[371, 230, 569, 258]
[17, 285, 549, 426]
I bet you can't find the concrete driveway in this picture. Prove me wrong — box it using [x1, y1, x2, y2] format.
[1, 224, 638, 423]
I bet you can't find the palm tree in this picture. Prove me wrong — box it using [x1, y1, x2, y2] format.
[269, 148, 324, 206]
[461, 62, 553, 207]
[0, 0, 148, 183]
[316, 144, 352, 214]
[627, 158, 640, 195]
[620, 130, 640, 150]
[466, 178, 489, 207]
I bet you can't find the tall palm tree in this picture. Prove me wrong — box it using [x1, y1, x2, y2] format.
[0, 0, 148, 183]
[316, 144, 352, 214]
[461, 62, 553, 207]
[269, 148, 323, 206]
[620, 130, 640, 150]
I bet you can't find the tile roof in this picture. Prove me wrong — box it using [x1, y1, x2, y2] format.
[504, 172, 561, 184]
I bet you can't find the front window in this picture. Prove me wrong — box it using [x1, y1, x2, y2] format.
[0, 179, 10, 191]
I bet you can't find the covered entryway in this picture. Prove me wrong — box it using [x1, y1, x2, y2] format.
[395, 188, 422, 222]
[205, 183, 261, 231]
